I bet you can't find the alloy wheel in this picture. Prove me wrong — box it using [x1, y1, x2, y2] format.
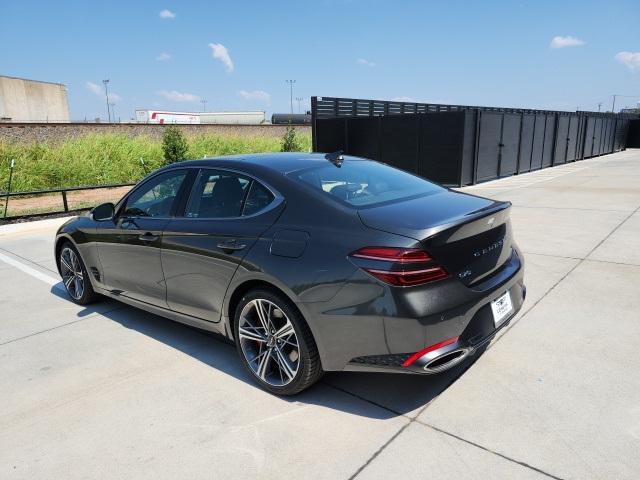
[238, 298, 300, 387]
[60, 247, 85, 300]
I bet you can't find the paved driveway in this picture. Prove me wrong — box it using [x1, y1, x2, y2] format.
[1, 150, 639, 479]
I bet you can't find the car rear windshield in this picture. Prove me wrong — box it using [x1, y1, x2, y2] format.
[289, 159, 444, 207]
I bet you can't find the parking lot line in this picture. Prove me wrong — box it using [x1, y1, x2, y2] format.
[0, 250, 61, 288]
[488, 202, 640, 350]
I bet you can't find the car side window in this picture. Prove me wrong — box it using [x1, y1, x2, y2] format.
[243, 181, 275, 216]
[123, 171, 187, 218]
[186, 170, 250, 218]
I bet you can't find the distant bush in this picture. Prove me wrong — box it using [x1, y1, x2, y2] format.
[281, 125, 299, 152]
[162, 126, 189, 165]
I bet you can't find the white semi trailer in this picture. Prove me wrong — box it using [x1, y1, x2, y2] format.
[200, 111, 265, 124]
[135, 110, 200, 124]
[135, 110, 266, 125]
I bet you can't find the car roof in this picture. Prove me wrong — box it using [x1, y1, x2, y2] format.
[161, 152, 365, 175]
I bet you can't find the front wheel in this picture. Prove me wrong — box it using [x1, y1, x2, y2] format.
[234, 289, 323, 395]
[58, 241, 99, 305]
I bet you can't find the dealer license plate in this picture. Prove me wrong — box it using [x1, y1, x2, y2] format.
[491, 291, 513, 327]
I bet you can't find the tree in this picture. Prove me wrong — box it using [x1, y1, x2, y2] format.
[162, 126, 188, 164]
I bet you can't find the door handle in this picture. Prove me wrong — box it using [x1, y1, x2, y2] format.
[217, 240, 246, 251]
[139, 232, 159, 242]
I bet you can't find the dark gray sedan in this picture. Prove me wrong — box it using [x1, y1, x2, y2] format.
[55, 153, 525, 395]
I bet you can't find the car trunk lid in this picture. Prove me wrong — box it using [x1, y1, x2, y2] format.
[357, 190, 513, 286]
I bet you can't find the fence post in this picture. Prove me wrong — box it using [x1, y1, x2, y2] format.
[3, 159, 15, 218]
[61, 190, 69, 212]
[139, 157, 149, 175]
[311, 96, 318, 152]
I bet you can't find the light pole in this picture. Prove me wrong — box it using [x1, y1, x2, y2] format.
[295, 97, 303, 113]
[286, 80, 296, 114]
[102, 79, 111, 123]
[611, 95, 640, 113]
[201, 99, 207, 112]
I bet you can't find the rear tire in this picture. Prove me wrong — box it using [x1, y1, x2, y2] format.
[58, 241, 100, 305]
[233, 288, 323, 395]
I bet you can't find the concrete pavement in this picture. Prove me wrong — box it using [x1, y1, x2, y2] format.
[1, 149, 639, 479]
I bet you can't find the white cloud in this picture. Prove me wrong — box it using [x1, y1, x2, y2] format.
[156, 52, 171, 61]
[357, 58, 376, 67]
[615, 51, 640, 72]
[157, 90, 200, 103]
[238, 90, 271, 102]
[392, 96, 417, 102]
[159, 9, 175, 19]
[86, 81, 122, 103]
[208, 43, 234, 72]
[550, 35, 585, 49]
[86, 81, 102, 95]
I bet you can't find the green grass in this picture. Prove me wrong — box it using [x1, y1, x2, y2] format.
[0, 132, 311, 192]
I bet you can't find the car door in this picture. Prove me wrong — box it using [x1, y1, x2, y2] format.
[161, 168, 284, 322]
[95, 169, 194, 307]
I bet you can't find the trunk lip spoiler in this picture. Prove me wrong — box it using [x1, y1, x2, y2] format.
[423, 200, 512, 239]
[357, 200, 512, 242]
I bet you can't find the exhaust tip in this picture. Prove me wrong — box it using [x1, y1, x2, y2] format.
[422, 348, 470, 374]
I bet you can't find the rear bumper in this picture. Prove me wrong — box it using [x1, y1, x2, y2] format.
[299, 247, 525, 372]
[346, 283, 524, 374]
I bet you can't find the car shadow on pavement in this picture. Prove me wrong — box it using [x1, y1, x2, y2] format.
[52, 287, 484, 419]
[50, 283, 122, 317]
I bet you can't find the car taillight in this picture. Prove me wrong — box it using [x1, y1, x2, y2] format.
[349, 247, 449, 286]
[350, 247, 432, 263]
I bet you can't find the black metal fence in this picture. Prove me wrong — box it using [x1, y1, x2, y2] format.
[311, 96, 637, 186]
[1, 183, 134, 221]
[628, 119, 640, 148]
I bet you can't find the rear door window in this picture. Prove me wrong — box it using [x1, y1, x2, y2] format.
[243, 181, 275, 216]
[186, 170, 250, 218]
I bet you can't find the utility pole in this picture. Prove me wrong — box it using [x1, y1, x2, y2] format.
[286, 80, 296, 114]
[295, 97, 303, 113]
[201, 99, 207, 112]
[102, 79, 111, 123]
[610, 95, 640, 113]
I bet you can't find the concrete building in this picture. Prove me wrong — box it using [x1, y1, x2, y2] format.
[0, 75, 70, 122]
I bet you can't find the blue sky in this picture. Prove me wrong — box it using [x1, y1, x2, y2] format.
[1, 0, 638, 120]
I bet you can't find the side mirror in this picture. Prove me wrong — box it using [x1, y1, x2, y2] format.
[90, 202, 115, 221]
